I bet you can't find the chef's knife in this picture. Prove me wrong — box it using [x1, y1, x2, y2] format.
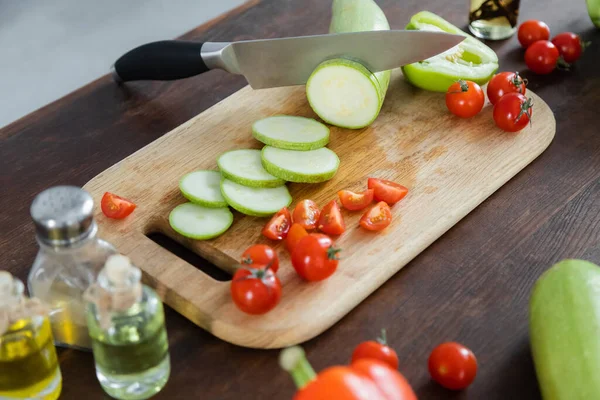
[112, 30, 464, 89]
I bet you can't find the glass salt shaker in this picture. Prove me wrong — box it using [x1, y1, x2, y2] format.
[85, 254, 170, 400]
[27, 186, 117, 350]
[0, 271, 62, 400]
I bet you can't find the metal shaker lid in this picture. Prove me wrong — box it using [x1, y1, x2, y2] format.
[30, 186, 96, 246]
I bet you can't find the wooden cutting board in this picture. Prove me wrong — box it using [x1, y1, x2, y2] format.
[84, 70, 555, 349]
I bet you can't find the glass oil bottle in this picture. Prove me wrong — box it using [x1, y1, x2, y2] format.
[27, 186, 117, 350]
[0, 271, 62, 400]
[85, 255, 170, 400]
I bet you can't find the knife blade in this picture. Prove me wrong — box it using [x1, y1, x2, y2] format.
[112, 30, 464, 89]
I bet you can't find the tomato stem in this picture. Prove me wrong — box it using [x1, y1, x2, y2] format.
[279, 346, 317, 389]
[515, 97, 534, 126]
[327, 246, 342, 260]
[377, 328, 388, 346]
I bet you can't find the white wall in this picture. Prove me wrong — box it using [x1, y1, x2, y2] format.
[0, 0, 245, 128]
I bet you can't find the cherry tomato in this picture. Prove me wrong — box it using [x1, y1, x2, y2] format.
[493, 92, 533, 133]
[525, 40, 559, 75]
[291, 233, 340, 281]
[551, 32, 583, 64]
[445, 80, 485, 118]
[518, 20, 550, 48]
[262, 207, 292, 240]
[367, 178, 409, 205]
[428, 342, 477, 390]
[292, 200, 321, 230]
[486, 71, 527, 105]
[317, 200, 345, 235]
[360, 201, 392, 232]
[241, 244, 279, 273]
[285, 223, 308, 254]
[101, 192, 136, 219]
[230, 265, 282, 315]
[338, 189, 374, 211]
[351, 329, 399, 370]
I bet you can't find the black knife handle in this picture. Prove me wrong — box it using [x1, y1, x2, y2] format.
[112, 40, 209, 83]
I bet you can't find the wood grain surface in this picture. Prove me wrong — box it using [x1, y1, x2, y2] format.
[83, 73, 555, 349]
[1, 0, 599, 398]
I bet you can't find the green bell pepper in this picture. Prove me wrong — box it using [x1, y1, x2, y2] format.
[402, 11, 499, 92]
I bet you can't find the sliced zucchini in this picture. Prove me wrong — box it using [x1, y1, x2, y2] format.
[169, 203, 233, 240]
[261, 146, 340, 183]
[217, 149, 285, 188]
[252, 116, 330, 150]
[220, 178, 292, 217]
[179, 170, 227, 208]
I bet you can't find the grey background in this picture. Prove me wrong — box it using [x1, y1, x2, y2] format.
[0, 0, 245, 128]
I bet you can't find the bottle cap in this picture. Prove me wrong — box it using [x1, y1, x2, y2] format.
[30, 186, 96, 247]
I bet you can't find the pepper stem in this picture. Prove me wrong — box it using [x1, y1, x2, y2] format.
[279, 346, 317, 389]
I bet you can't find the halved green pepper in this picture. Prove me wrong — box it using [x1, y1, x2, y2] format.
[402, 11, 499, 92]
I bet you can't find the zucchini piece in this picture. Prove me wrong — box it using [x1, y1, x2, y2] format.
[306, 0, 391, 129]
[252, 116, 330, 150]
[261, 146, 340, 183]
[217, 149, 285, 188]
[529, 259, 600, 400]
[220, 178, 292, 217]
[179, 170, 228, 208]
[402, 11, 499, 92]
[169, 203, 233, 240]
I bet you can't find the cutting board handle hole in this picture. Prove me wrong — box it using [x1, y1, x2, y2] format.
[145, 232, 231, 282]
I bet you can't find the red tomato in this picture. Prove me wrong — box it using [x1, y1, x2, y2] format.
[367, 178, 409, 205]
[525, 40, 559, 75]
[493, 92, 533, 133]
[551, 32, 583, 63]
[518, 20, 550, 48]
[101, 192, 136, 219]
[486, 71, 527, 105]
[241, 244, 279, 273]
[292, 200, 321, 230]
[291, 234, 340, 281]
[317, 200, 345, 235]
[428, 342, 477, 390]
[360, 202, 392, 232]
[351, 329, 399, 370]
[286, 223, 309, 254]
[445, 80, 485, 118]
[230, 265, 281, 315]
[262, 207, 292, 240]
[338, 189, 374, 211]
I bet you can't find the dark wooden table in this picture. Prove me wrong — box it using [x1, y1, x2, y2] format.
[2, 0, 599, 398]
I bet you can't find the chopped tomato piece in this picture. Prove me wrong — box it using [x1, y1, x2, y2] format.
[317, 200, 345, 235]
[101, 192, 136, 219]
[360, 201, 392, 232]
[286, 223, 308, 253]
[262, 207, 291, 240]
[292, 200, 320, 230]
[367, 178, 408, 205]
[338, 189, 374, 211]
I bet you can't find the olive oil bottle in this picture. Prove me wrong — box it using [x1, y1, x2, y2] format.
[0, 271, 62, 400]
[85, 255, 170, 400]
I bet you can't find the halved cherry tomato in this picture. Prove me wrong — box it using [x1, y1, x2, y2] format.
[445, 80, 485, 118]
[317, 200, 345, 235]
[338, 189, 374, 211]
[367, 178, 408, 205]
[241, 244, 279, 273]
[360, 202, 392, 232]
[552, 32, 584, 64]
[230, 265, 281, 315]
[493, 92, 533, 132]
[262, 207, 292, 240]
[518, 20, 550, 48]
[291, 234, 340, 281]
[101, 192, 136, 219]
[286, 223, 309, 254]
[351, 329, 399, 370]
[525, 40, 559, 75]
[292, 200, 320, 230]
[428, 342, 477, 390]
[486, 71, 527, 105]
